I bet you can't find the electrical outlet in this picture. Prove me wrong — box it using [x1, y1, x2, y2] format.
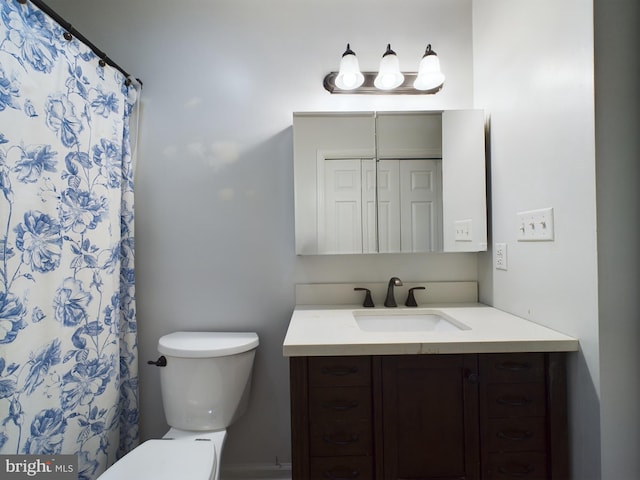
[495, 243, 508, 270]
[517, 207, 554, 241]
[455, 219, 472, 242]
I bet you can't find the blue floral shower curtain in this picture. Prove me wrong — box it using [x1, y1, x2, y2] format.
[0, 1, 138, 478]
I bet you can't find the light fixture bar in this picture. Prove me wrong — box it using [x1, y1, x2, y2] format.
[323, 72, 443, 95]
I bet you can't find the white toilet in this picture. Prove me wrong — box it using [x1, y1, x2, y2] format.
[99, 331, 259, 480]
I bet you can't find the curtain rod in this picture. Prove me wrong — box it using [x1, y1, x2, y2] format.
[20, 0, 143, 87]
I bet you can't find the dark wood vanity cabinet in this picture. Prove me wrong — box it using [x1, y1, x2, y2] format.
[479, 353, 568, 480]
[290, 352, 568, 480]
[381, 354, 480, 479]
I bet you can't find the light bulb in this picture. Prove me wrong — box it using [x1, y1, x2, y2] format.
[414, 44, 445, 91]
[374, 44, 404, 90]
[335, 44, 364, 90]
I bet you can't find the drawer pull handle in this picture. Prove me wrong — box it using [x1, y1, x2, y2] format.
[497, 463, 535, 477]
[322, 400, 359, 411]
[323, 468, 360, 479]
[322, 433, 359, 446]
[496, 395, 533, 407]
[496, 361, 532, 372]
[321, 366, 359, 376]
[497, 429, 534, 441]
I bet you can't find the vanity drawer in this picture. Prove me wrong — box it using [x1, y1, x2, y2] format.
[483, 353, 545, 383]
[486, 417, 546, 452]
[309, 386, 372, 421]
[309, 356, 371, 387]
[487, 383, 546, 418]
[485, 452, 547, 480]
[309, 419, 372, 456]
[309, 456, 373, 480]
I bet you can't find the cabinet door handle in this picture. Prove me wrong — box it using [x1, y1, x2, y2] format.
[496, 395, 533, 407]
[323, 468, 360, 479]
[496, 361, 532, 372]
[322, 400, 359, 411]
[497, 429, 534, 441]
[322, 433, 359, 446]
[497, 463, 535, 477]
[321, 366, 359, 376]
[466, 371, 480, 384]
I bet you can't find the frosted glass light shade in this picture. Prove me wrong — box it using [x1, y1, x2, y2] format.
[414, 45, 445, 91]
[374, 44, 404, 90]
[335, 44, 364, 90]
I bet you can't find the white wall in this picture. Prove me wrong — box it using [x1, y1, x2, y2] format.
[472, 1, 601, 478]
[45, 0, 480, 469]
[594, 0, 640, 478]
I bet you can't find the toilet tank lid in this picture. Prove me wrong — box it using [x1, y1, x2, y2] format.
[158, 331, 259, 358]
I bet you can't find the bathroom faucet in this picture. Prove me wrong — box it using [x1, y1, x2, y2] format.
[384, 277, 403, 307]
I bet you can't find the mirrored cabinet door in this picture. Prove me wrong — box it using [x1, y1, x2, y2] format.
[293, 110, 487, 255]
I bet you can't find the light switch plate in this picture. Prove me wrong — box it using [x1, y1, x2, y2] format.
[517, 207, 554, 241]
[495, 243, 508, 270]
[455, 219, 472, 242]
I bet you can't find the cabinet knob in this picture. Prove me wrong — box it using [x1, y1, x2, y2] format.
[322, 433, 360, 446]
[496, 394, 533, 407]
[497, 429, 534, 441]
[322, 468, 360, 479]
[321, 366, 359, 376]
[497, 463, 536, 477]
[495, 361, 532, 372]
[322, 400, 359, 411]
[465, 370, 480, 384]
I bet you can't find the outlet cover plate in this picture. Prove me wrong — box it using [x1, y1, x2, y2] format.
[495, 243, 508, 270]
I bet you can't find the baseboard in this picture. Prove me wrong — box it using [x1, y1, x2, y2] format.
[221, 462, 292, 480]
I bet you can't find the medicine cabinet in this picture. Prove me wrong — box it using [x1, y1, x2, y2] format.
[293, 110, 487, 255]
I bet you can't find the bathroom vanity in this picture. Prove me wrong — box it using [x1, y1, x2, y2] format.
[283, 286, 579, 480]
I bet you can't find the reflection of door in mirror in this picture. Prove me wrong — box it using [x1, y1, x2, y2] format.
[379, 159, 442, 253]
[318, 158, 442, 254]
[317, 158, 375, 254]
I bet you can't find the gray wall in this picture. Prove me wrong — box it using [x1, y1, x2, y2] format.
[594, 0, 640, 478]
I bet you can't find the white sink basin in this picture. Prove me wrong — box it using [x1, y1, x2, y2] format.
[353, 310, 469, 332]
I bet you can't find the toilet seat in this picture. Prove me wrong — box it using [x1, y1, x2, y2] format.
[99, 439, 216, 480]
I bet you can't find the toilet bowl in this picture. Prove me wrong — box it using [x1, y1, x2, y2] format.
[98, 331, 259, 480]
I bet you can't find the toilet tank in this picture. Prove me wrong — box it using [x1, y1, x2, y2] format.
[157, 331, 259, 431]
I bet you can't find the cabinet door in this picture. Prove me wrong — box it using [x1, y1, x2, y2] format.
[381, 355, 480, 480]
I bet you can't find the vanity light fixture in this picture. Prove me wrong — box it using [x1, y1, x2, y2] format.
[323, 43, 445, 95]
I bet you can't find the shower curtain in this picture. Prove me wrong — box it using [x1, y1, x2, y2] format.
[0, 1, 138, 478]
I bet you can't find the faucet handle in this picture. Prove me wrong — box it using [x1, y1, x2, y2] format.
[405, 287, 426, 307]
[354, 287, 375, 308]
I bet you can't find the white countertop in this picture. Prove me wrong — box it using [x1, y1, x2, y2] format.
[283, 304, 579, 357]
